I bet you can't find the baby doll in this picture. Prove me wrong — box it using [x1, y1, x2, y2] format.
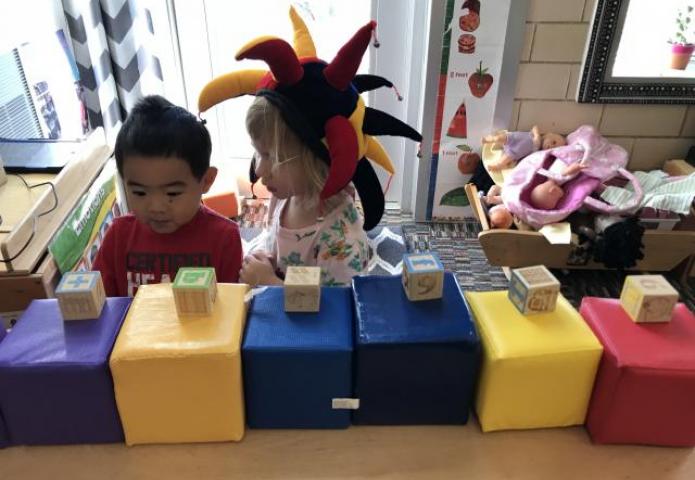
[483, 126, 566, 172]
[482, 185, 513, 229]
[488, 204, 514, 229]
[529, 162, 585, 210]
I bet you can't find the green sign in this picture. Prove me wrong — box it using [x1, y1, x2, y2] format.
[49, 163, 117, 273]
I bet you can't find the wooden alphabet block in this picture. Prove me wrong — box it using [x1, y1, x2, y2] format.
[173, 267, 217, 316]
[402, 252, 444, 301]
[55, 271, 106, 320]
[284, 266, 321, 312]
[620, 275, 678, 323]
[508, 265, 560, 315]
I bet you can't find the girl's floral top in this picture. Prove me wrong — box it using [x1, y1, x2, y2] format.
[263, 192, 370, 286]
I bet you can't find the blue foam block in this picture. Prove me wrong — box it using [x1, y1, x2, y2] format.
[243, 287, 353, 429]
[0, 298, 131, 445]
[352, 273, 480, 425]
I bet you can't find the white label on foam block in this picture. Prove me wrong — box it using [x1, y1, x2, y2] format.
[332, 398, 360, 410]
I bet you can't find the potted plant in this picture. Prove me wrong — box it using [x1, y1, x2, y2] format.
[669, 5, 694, 70]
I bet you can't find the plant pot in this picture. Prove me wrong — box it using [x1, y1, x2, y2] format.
[670, 43, 694, 70]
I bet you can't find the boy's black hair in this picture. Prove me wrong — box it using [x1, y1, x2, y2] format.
[114, 95, 212, 180]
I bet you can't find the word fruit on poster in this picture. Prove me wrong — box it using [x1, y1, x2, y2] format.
[447, 101, 467, 138]
[456, 145, 480, 174]
[469, 61, 493, 98]
[460, 0, 480, 32]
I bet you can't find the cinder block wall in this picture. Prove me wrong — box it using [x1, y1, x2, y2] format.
[511, 0, 695, 171]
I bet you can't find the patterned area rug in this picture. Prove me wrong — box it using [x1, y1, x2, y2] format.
[402, 220, 695, 311]
[238, 200, 695, 311]
[401, 220, 510, 293]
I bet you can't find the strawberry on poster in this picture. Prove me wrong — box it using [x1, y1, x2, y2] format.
[432, 0, 512, 219]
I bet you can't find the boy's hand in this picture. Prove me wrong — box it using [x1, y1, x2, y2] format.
[240, 252, 282, 286]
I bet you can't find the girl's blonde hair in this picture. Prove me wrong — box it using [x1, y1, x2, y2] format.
[246, 96, 344, 212]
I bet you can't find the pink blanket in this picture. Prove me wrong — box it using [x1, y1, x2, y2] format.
[502, 125, 641, 228]
[556, 125, 629, 179]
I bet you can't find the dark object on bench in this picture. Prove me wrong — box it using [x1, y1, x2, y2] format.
[593, 216, 645, 270]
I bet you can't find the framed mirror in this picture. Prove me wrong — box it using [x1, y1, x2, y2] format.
[578, 0, 695, 104]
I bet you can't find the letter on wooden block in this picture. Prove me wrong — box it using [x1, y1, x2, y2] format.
[284, 266, 321, 312]
[173, 267, 217, 316]
[508, 265, 560, 315]
[55, 271, 106, 320]
[620, 275, 678, 323]
[402, 252, 444, 301]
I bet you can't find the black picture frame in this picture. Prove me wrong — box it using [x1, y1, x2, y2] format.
[578, 0, 695, 104]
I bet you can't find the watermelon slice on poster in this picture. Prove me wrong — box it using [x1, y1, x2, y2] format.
[447, 101, 467, 138]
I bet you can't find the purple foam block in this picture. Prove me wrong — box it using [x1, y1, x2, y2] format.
[0, 298, 131, 446]
[0, 325, 7, 448]
[0, 412, 7, 448]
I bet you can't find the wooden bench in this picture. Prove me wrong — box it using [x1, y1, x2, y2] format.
[0, 129, 112, 318]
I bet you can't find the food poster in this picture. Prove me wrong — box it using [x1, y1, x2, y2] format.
[428, 0, 512, 220]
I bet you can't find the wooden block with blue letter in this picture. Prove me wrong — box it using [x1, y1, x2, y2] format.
[402, 252, 444, 301]
[508, 265, 560, 315]
[173, 267, 217, 316]
[620, 275, 678, 323]
[55, 271, 106, 320]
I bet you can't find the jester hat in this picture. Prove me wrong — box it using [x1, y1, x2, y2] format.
[198, 6, 422, 230]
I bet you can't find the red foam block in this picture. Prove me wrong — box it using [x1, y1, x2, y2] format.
[580, 297, 695, 447]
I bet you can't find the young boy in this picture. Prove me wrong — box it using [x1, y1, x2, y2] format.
[93, 95, 242, 297]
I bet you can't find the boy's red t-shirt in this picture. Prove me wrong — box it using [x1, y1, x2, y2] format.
[92, 206, 242, 297]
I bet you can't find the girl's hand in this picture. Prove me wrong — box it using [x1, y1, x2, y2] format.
[254, 250, 277, 268]
[240, 252, 282, 286]
[246, 249, 276, 267]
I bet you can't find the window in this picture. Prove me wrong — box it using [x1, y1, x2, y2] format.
[0, 1, 85, 140]
[612, 0, 695, 78]
[0, 49, 42, 139]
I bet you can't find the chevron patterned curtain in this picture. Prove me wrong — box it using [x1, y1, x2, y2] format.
[62, 0, 163, 139]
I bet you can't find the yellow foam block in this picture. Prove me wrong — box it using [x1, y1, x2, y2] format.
[465, 291, 602, 432]
[110, 283, 249, 445]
